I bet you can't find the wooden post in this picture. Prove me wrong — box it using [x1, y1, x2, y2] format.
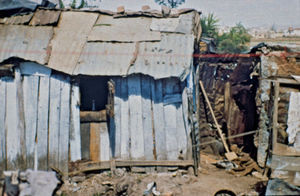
[272, 81, 279, 152]
[199, 81, 230, 153]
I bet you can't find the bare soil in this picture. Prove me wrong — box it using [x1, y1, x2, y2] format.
[58, 154, 265, 196]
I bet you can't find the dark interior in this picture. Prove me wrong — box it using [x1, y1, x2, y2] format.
[79, 76, 109, 111]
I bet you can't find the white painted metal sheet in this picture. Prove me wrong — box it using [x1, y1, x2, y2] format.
[120, 78, 130, 159]
[128, 75, 144, 159]
[20, 62, 51, 76]
[70, 84, 81, 161]
[286, 92, 300, 149]
[36, 76, 50, 170]
[0, 78, 6, 169]
[23, 75, 39, 168]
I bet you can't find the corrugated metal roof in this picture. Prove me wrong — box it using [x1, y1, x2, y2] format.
[128, 33, 194, 80]
[150, 12, 195, 34]
[74, 42, 136, 76]
[47, 11, 98, 75]
[88, 15, 161, 42]
[0, 25, 53, 64]
[3, 13, 33, 25]
[29, 9, 61, 26]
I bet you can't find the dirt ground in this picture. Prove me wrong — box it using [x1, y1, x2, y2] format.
[57, 154, 265, 196]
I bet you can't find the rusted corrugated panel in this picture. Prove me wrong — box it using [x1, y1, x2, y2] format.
[88, 15, 161, 42]
[29, 9, 61, 26]
[150, 12, 195, 34]
[74, 42, 135, 76]
[128, 33, 194, 80]
[47, 11, 98, 75]
[3, 13, 33, 25]
[0, 25, 53, 64]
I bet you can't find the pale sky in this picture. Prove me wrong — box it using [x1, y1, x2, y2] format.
[97, 0, 300, 28]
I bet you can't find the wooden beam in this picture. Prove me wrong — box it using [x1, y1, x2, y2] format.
[272, 81, 279, 152]
[80, 110, 107, 122]
[68, 160, 194, 176]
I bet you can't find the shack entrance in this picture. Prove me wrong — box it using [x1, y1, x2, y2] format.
[78, 76, 111, 161]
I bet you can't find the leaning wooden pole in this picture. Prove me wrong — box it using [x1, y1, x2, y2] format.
[199, 81, 237, 160]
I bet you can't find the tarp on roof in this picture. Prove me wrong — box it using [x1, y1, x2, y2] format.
[0, 0, 55, 17]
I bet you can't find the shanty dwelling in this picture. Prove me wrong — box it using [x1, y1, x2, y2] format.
[0, 8, 202, 174]
[253, 45, 300, 186]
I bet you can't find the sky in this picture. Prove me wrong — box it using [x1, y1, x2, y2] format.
[95, 0, 300, 28]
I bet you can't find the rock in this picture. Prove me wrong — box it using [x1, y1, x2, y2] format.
[252, 171, 268, 181]
[115, 168, 126, 177]
[162, 191, 173, 196]
[187, 166, 194, 175]
[71, 176, 86, 183]
[142, 5, 151, 11]
[161, 6, 170, 17]
[117, 6, 125, 14]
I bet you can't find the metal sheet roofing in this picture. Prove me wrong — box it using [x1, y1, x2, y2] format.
[74, 42, 136, 76]
[0, 25, 53, 64]
[0, 9, 200, 80]
[88, 15, 161, 42]
[47, 11, 98, 75]
[128, 33, 194, 80]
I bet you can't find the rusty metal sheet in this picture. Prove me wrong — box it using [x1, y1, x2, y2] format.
[47, 11, 98, 75]
[150, 12, 195, 34]
[0, 25, 53, 64]
[3, 13, 33, 25]
[128, 33, 194, 80]
[29, 9, 61, 26]
[88, 15, 161, 42]
[74, 42, 135, 76]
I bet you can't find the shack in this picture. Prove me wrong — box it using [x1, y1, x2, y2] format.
[0, 7, 202, 173]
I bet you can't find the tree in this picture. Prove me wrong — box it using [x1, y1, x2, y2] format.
[217, 23, 251, 53]
[200, 13, 219, 39]
[154, 0, 185, 8]
[201, 13, 251, 53]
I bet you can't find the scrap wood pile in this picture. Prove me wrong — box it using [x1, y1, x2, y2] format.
[213, 144, 266, 180]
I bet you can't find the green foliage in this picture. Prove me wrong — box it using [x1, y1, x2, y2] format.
[201, 14, 251, 53]
[217, 23, 251, 53]
[154, 0, 186, 8]
[70, 0, 87, 9]
[201, 13, 219, 39]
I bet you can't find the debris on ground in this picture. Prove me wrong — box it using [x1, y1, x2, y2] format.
[266, 178, 300, 195]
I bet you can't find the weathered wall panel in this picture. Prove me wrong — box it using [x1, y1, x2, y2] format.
[0, 77, 7, 170]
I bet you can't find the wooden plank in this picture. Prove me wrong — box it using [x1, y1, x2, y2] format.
[272, 81, 279, 151]
[141, 76, 154, 160]
[0, 78, 6, 170]
[19, 62, 52, 77]
[70, 84, 81, 161]
[80, 123, 90, 160]
[5, 76, 21, 170]
[182, 87, 192, 160]
[128, 75, 144, 159]
[23, 75, 39, 169]
[269, 154, 300, 172]
[151, 79, 166, 160]
[176, 101, 188, 160]
[163, 79, 178, 160]
[58, 77, 71, 173]
[69, 160, 194, 176]
[113, 78, 121, 158]
[36, 76, 50, 170]
[80, 110, 107, 122]
[273, 143, 300, 157]
[120, 78, 130, 159]
[48, 75, 62, 168]
[100, 122, 110, 161]
[90, 123, 100, 161]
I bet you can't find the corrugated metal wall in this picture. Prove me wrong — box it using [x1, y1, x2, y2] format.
[108, 74, 192, 161]
[0, 62, 81, 173]
[0, 66, 192, 173]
